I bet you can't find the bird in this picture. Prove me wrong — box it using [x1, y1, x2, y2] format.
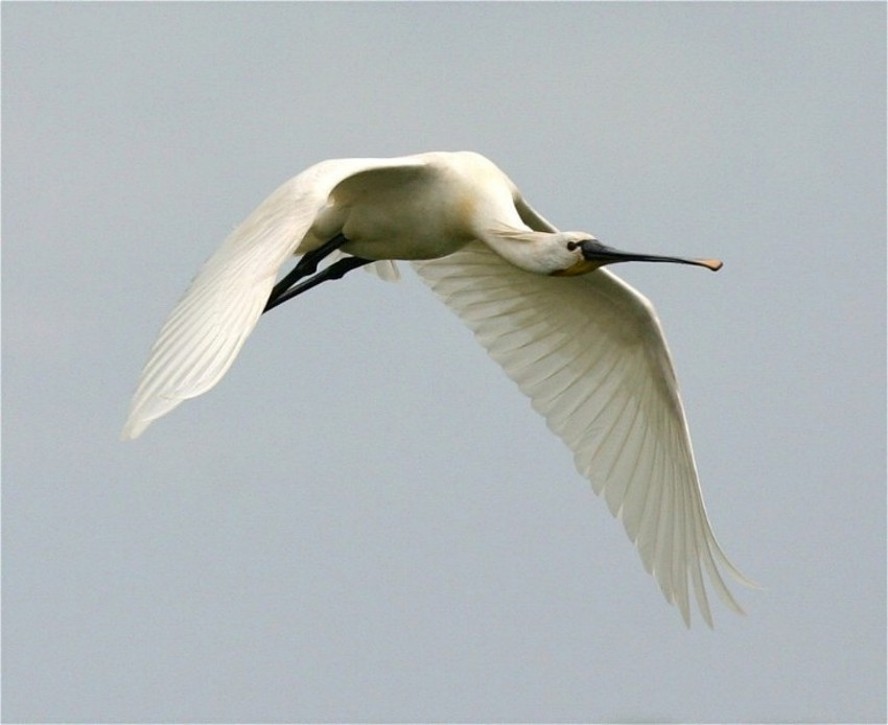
[122, 150, 754, 626]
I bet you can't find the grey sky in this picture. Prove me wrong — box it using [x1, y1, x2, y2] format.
[3, 3, 885, 722]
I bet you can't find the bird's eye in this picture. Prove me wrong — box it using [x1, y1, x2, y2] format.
[567, 239, 597, 252]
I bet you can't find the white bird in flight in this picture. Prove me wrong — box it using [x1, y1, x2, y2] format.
[122, 151, 753, 626]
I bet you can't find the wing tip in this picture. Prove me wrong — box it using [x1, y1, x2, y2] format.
[121, 393, 178, 441]
[120, 416, 149, 441]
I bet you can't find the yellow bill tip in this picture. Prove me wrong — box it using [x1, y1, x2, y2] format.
[698, 258, 724, 272]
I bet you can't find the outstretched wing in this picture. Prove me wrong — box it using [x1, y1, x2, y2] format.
[412, 241, 753, 626]
[121, 156, 428, 440]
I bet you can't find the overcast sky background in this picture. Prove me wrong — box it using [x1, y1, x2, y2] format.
[3, 3, 885, 723]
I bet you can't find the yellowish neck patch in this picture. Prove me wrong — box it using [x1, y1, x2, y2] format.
[550, 258, 605, 277]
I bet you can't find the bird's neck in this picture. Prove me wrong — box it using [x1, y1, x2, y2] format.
[481, 226, 577, 275]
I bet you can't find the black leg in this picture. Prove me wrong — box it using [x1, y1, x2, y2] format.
[263, 255, 374, 313]
[266, 233, 350, 310]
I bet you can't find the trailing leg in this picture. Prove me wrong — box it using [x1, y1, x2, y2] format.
[263, 255, 373, 313]
[266, 233, 350, 310]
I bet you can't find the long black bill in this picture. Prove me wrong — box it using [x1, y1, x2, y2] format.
[573, 239, 723, 271]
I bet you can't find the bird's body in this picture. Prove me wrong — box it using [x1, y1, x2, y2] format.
[297, 152, 582, 271]
[304, 153, 480, 261]
[123, 150, 752, 626]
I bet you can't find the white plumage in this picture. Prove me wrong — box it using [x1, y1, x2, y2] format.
[122, 150, 753, 626]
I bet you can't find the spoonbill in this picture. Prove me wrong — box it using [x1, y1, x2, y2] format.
[122, 151, 753, 626]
